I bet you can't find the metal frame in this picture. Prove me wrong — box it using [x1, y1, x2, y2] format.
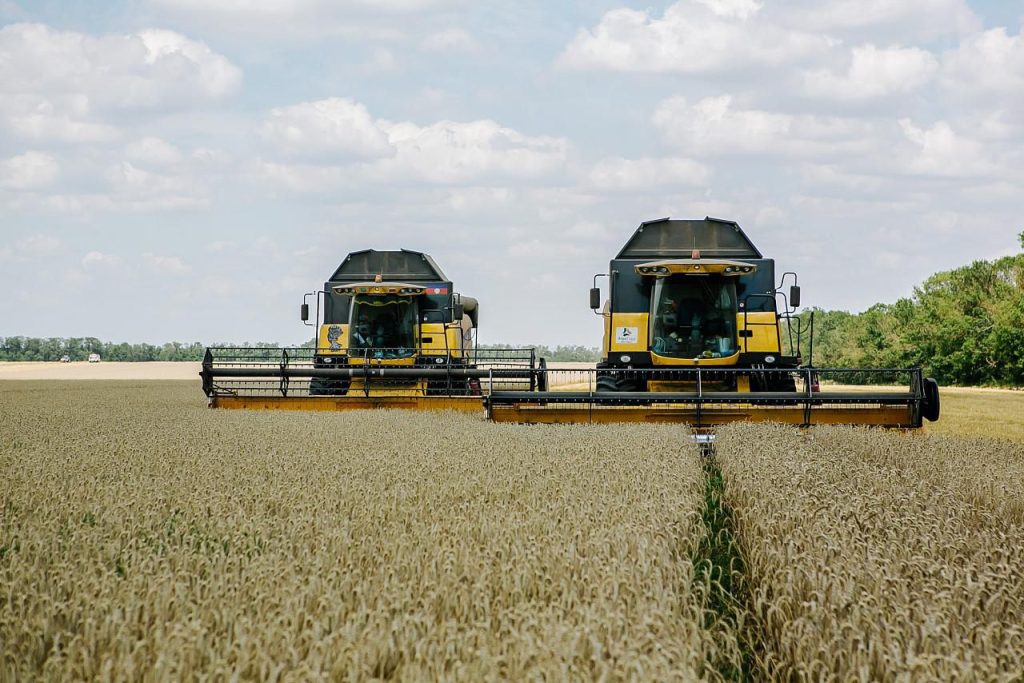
[201, 346, 540, 406]
[484, 366, 932, 428]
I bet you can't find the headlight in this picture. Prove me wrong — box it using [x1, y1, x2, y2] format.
[620, 355, 631, 363]
[764, 355, 776, 364]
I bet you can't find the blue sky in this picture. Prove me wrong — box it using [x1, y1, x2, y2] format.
[1, 0, 1021, 346]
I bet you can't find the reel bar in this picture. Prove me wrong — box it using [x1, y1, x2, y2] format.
[486, 404, 917, 427]
[201, 346, 541, 402]
[207, 366, 540, 380]
[484, 366, 932, 428]
[210, 395, 485, 412]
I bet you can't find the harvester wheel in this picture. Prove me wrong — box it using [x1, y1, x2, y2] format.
[922, 377, 940, 422]
[426, 379, 468, 397]
[309, 378, 349, 396]
[595, 372, 645, 393]
[751, 372, 797, 393]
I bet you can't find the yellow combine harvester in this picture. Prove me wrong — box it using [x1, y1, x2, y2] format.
[201, 249, 543, 411]
[485, 217, 941, 428]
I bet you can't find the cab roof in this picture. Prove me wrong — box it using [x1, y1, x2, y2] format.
[329, 249, 448, 283]
[616, 217, 762, 260]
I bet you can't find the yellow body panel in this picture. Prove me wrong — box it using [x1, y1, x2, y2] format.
[418, 322, 469, 358]
[348, 378, 427, 396]
[650, 351, 740, 367]
[736, 312, 781, 354]
[488, 404, 916, 426]
[318, 323, 349, 355]
[602, 312, 650, 354]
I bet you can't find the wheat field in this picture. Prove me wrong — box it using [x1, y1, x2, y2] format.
[0, 381, 724, 681]
[717, 423, 1024, 681]
[2, 381, 1024, 681]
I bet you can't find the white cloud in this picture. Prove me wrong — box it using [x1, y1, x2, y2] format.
[0, 151, 60, 189]
[16, 234, 61, 253]
[779, 0, 978, 41]
[421, 28, 479, 52]
[557, 1, 829, 74]
[695, 0, 762, 20]
[941, 27, 1024, 110]
[147, 0, 464, 39]
[125, 137, 184, 167]
[652, 95, 870, 158]
[898, 119, 996, 178]
[803, 44, 938, 101]
[258, 98, 569, 186]
[362, 47, 398, 73]
[799, 164, 884, 193]
[0, 233, 62, 264]
[261, 98, 395, 161]
[374, 119, 568, 184]
[143, 252, 191, 275]
[1, 96, 121, 144]
[150, 0, 461, 16]
[0, 23, 241, 143]
[587, 157, 711, 191]
[81, 251, 122, 269]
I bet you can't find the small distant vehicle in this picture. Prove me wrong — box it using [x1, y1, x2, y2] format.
[88, 353, 101, 363]
[60, 355, 71, 363]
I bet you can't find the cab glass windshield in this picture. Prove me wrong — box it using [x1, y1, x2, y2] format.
[650, 277, 737, 358]
[350, 294, 418, 358]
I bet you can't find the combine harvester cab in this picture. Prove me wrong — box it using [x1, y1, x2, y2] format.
[201, 249, 544, 411]
[485, 217, 941, 428]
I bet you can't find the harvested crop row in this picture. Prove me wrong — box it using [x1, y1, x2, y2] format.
[717, 423, 1024, 682]
[1, 381, 717, 681]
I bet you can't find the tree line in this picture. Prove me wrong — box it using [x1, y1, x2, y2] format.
[477, 344, 601, 362]
[0, 338, 283, 362]
[796, 236, 1024, 386]
[0, 337, 601, 363]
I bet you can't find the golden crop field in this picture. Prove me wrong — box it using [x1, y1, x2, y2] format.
[717, 423, 1024, 681]
[2, 381, 1023, 681]
[0, 381, 728, 681]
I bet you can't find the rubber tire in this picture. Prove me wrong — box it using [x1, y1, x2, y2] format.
[771, 375, 798, 392]
[309, 377, 349, 396]
[595, 372, 645, 393]
[922, 377, 940, 422]
[426, 379, 469, 397]
[750, 372, 797, 393]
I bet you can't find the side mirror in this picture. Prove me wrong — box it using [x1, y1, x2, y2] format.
[453, 303, 464, 320]
[589, 287, 601, 310]
[789, 285, 801, 309]
[300, 303, 309, 322]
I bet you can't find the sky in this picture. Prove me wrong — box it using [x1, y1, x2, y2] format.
[0, 0, 1021, 347]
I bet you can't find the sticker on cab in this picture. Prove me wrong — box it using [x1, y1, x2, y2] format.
[615, 326, 638, 345]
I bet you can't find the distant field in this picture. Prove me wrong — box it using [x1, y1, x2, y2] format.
[927, 387, 1024, 442]
[0, 361, 201, 380]
[0, 361, 591, 388]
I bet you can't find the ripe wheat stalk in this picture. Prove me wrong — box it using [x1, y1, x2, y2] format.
[0, 382, 732, 681]
[717, 423, 1024, 682]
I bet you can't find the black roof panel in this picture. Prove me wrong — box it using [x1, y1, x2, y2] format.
[616, 217, 762, 259]
[329, 249, 448, 282]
